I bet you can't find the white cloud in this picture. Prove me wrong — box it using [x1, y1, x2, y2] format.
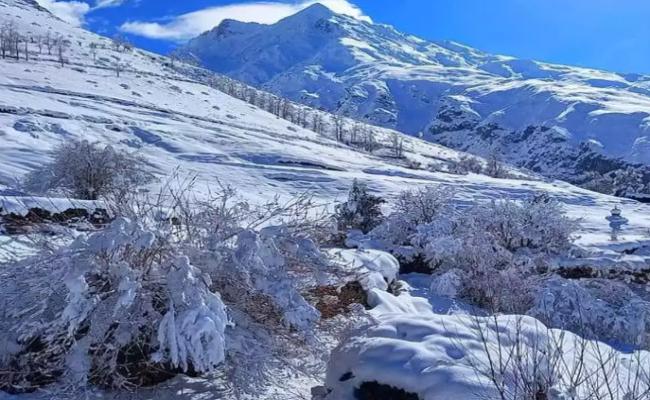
[120, 0, 371, 42]
[94, 0, 126, 9]
[35, 0, 90, 26]
[35, 0, 126, 26]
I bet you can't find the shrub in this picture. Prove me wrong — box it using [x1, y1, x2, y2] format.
[448, 156, 483, 175]
[467, 196, 577, 255]
[0, 184, 331, 395]
[365, 187, 579, 312]
[530, 276, 650, 348]
[24, 140, 152, 200]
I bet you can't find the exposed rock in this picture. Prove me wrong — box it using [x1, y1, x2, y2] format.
[354, 381, 421, 400]
[0, 207, 110, 234]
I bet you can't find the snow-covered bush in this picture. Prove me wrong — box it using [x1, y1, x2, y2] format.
[448, 155, 483, 175]
[394, 186, 456, 229]
[0, 217, 224, 392]
[24, 140, 152, 200]
[364, 187, 578, 312]
[370, 186, 455, 253]
[466, 196, 577, 255]
[334, 180, 385, 237]
[530, 276, 650, 348]
[0, 185, 331, 395]
[434, 197, 575, 312]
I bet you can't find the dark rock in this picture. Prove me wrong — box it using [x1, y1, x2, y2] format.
[354, 381, 421, 400]
[0, 207, 110, 234]
[397, 254, 433, 274]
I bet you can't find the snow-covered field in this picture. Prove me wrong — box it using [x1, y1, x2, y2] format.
[1, 1, 650, 399]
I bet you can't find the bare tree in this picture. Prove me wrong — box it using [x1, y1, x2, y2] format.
[35, 34, 43, 54]
[44, 30, 53, 55]
[485, 151, 507, 178]
[168, 48, 200, 68]
[89, 41, 98, 63]
[1, 22, 19, 60]
[390, 132, 404, 158]
[333, 114, 346, 142]
[361, 128, 379, 152]
[113, 58, 124, 77]
[111, 33, 132, 52]
[12, 30, 20, 60]
[22, 34, 29, 61]
[312, 113, 324, 135]
[0, 23, 9, 59]
[350, 123, 361, 144]
[56, 36, 67, 67]
[24, 140, 152, 200]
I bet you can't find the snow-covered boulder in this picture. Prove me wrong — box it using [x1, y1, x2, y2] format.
[327, 248, 399, 291]
[324, 289, 650, 400]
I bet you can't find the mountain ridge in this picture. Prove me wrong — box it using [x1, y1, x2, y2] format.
[179, 3, 650, 197]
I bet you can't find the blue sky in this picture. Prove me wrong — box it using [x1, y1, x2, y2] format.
[38, 0, 650, 74]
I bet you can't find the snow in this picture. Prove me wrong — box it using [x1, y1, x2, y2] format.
[1, 1, 650, 399]
[325, 289, 650, 400]
[156, 256, 229, 374]
[327, 248, 399, 291]
[1, 0, 647, 254]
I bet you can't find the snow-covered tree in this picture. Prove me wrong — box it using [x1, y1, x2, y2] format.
[24, 140, 152, 200]
[334, 180, 385, 237]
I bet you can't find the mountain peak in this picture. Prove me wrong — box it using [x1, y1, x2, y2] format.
[207, 18, 262, 38]
[286, 3, 336, 22]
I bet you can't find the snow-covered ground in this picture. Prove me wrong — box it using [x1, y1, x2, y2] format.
[1, 1, 650, 399]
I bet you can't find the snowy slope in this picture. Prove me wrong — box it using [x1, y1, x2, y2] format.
[181, 4, 650, 181]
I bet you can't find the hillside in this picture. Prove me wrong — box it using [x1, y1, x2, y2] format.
[3, 0, 646, 241]
[181, 4, 650, 196]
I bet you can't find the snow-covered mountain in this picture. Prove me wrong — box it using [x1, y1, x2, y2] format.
[181, 3, 650, 184]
